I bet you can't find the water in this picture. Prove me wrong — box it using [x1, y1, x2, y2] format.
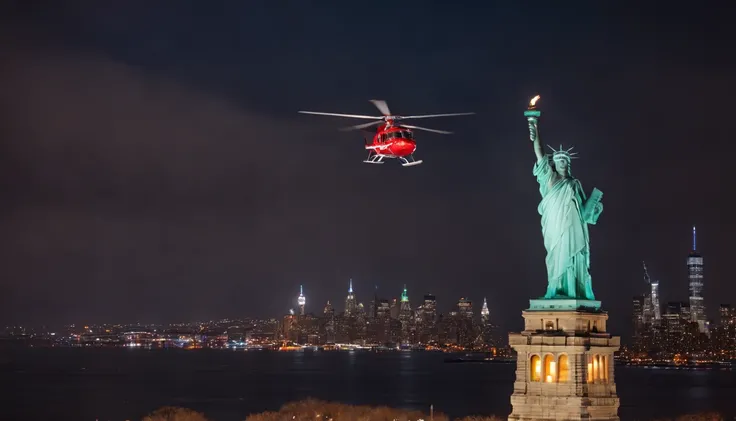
[1, 348, 734, 421]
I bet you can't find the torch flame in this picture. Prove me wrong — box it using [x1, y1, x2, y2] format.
[529, 95, 540, 108]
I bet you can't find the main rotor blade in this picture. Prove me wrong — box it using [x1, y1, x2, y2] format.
[298, 111, 384, 120]
[402, 124, 453, 135]
[369, 99, 391, 116]
[339, 120, 383, 132]
[397, 112, 475, 120]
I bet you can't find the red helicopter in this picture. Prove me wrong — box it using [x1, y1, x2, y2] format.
[298, 100, 474, 167]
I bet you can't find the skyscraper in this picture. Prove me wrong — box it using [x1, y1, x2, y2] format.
[390, 298, 399, 319]
[368, 285, 378, 319]
[297, 285, 306, 316]
[400, 285, 410, 304]
[323, 301, 335, 343]
[376, 299, 391, 319]
[423, 294, 437, 323]
[344, 279, 357, 316]
[632, 295, 645, 339]
[399, 285, 412, 342]
[323, 301, 334, 315]
[481, 297, 490, 325]
[720, 304, 734, 326]
[688, 226, 706, 332]
[641, 262, 653, 324]
[457, 297, 473, 318]
[650, 279, 661, 321]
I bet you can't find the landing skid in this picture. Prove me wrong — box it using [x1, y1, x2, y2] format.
[363, 152, 385, 164]
[363, 152, 423, 167]
[399, 155, 423, 167]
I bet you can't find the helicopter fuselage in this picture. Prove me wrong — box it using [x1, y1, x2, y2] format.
[366, 124, 417, 158]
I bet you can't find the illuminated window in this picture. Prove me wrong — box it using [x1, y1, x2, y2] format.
[587, 355, 594, 383]
[543, 354, 556, 383]
[601, 355, 608, 381]
[586, 354, 609, 383]
[558, 354, 569, 382]
[593, 354, 600, 382]
[530, 355, 541, 382]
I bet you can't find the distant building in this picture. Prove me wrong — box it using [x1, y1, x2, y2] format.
[688, 226, 706, 333]
[481, 297, 490, 325]
[457, 297, 473, 319]
[344, 279, 357, 316]
[390, 298, 399, 319]
[297, 285, 306, 316]
[423, 294, 437, 323]
[323, 301, 334, 315]
[376, 299, 391, 319]
[632, 295, 645, 339]
[650, 279, 661, 321]
[398, 285, 412, 343]
[720, 304, 735, 326]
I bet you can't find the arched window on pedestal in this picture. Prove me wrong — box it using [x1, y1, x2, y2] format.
[530, 355, 541, 382]
[543, 354, 556, 383]
[587, 354, 609, 383]
[558, 354, 569, 382]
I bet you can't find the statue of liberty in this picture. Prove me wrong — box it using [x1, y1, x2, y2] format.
[527, 108, 603, 301]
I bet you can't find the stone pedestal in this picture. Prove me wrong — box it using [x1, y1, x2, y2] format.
[508, 299, 620, 421]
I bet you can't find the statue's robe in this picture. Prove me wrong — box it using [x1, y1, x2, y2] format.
[533, 158, 595, 300]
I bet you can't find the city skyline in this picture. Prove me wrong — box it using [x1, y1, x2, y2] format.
[1, 3, 733, 337]
[285, 281, 491, 317]
[1, 224, 731, 337]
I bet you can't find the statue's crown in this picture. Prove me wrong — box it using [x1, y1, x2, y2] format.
[547, 144, 579, 162]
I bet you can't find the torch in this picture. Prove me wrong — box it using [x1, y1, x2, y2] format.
[524, 95, 541, 142]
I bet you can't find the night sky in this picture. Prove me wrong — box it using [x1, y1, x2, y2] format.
[1, 1, 733, 338]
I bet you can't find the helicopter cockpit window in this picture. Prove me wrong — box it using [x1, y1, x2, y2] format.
[402, 131, 413, 139]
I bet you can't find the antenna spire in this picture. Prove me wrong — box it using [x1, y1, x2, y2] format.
[348, 278, 353, 294]
[692, 225, 697, 251]
[642, 261, 651, 285]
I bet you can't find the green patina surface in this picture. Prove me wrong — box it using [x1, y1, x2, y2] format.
[529, 298, 601, 311]
[526, 108, 604, 304]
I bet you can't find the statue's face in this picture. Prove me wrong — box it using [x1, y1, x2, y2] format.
[553, 158, 569, 175]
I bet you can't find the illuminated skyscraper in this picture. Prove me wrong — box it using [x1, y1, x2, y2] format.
[651, 279, 661, 321]
[399, 285, 412, 342]
[688, 226, 706, 332]
[632, 295, 645, 339]
[481, 297, 490, 325]
[457, 297, 473, 318]
[642, 261, 661, 322]
[297, 285, 306, 316]
[344, 279, 357, 316]
[423, 294, 437, 323]
[323, 301, 334, 315]
[719, 304, 734, 326]
[376, 299, 391, 319]
[323, 301, 335, 343]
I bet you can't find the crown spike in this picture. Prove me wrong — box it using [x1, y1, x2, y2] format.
[546, 143, 581, 161]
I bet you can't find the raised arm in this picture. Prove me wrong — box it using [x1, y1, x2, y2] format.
[529, 119, 545, 162]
